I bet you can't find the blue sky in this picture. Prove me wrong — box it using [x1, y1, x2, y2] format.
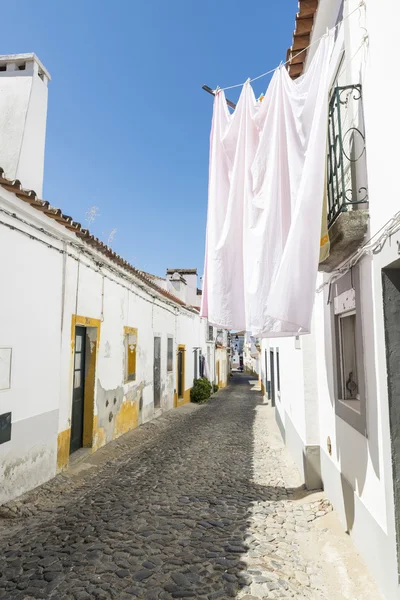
[2, 0, 297, 278]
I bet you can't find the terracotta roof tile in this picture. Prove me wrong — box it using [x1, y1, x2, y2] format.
[0, 170, 194, 312]
[286, 0, 318, 79]
[166, 268, 197, 275]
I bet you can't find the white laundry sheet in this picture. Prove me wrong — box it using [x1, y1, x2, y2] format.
[201, 31, 337, 337]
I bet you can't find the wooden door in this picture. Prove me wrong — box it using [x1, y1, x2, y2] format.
[177, 347, 184, 399]
[70, 326, 86, 454]
[154, 336, 161, 409]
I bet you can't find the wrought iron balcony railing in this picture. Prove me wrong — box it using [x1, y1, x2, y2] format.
[327, 84, 368, 227]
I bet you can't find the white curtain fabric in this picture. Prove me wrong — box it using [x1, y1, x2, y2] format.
[201, 31, 335, 337]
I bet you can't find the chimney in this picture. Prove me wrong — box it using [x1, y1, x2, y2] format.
[0, 53, 51, 197]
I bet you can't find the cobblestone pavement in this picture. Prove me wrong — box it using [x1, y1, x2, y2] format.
[0, 374, 381, 600]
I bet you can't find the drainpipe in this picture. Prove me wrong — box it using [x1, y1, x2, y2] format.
[100, 273, 105, 322]
[60, 241, 67, 334]
[74, 251, 81, 317]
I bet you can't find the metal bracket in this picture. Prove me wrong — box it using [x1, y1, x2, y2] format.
[202, 85, 237, 110]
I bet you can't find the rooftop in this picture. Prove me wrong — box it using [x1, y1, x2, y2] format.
[0, 168, 198, 313]
[0, 53, 51, 80]
[166, 268, 198, 275]
[286, 0, 318, 79]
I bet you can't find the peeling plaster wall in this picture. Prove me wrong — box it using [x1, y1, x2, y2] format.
[0, 186, 223, 505]
[215, 348, 228, 388]
[57, 251, 204, 445]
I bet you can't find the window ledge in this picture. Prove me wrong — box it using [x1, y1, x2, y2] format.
[339, 398, 361, 414]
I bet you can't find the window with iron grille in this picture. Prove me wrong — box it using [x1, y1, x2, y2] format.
[327, 60, 368, 226]
[208, 325, 214, 341]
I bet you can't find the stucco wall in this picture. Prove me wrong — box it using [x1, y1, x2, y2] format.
[272, 1, 400, 596]
[0, 188, 220, 505]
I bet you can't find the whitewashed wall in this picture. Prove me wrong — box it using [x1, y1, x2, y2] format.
[0, 187, 208, 505]
[273, 1, 400, 597]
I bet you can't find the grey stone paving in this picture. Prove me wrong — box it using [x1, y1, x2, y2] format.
[0, 374, 371, 599]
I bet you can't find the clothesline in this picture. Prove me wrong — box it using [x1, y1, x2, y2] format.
[201, 31, 336, 337]
[202, 0, 365, 108]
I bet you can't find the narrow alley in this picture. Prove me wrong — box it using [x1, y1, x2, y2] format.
[0, 375, 380, 600]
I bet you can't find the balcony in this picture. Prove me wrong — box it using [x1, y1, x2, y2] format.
[319, 84, 369, 273]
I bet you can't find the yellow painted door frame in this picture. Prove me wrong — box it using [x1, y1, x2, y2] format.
[175, 344, 186, 407]
[58, 315, 101, 470]
[71, 315, 100, 448]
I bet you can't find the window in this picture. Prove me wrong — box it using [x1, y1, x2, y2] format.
[331, 267, 366, 434]
[124, 327, 137, 382]
[327, 55, 368, 227]
[338, 312, 358, 401]
[167, 337, 173, 372]
[208, 325, 214, 341]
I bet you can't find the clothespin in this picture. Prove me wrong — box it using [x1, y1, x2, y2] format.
[258, 93, 265, 103]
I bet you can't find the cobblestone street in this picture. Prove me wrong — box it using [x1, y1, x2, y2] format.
[0, 375, 381, 600]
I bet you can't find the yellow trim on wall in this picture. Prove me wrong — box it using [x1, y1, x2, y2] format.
[175, 345, 186, 407]
[92, 415, 106, 452]
[124, 326, 138, 383]
[113, 399, 140, 439]
[57, 428, 71, 470]
[71, 315, 101, 350]
[70, 315, 101, 451]
[175, 387, 192, 406]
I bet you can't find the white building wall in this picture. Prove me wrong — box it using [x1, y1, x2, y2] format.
[0, 54, 50, 196]
[274, 1, 400, 597]
[0, 216, 61, 504]
[0, 188, 208, 505]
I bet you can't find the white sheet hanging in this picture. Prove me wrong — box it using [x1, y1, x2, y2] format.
[247, 31, 335, 336]
[201, 31, 335, 336]
[201, 80, 259, 329]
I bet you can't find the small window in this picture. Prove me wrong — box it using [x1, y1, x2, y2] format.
[167, 337, 173, 372]
[18, 63, 26, 71]
[0, 65, 6, 72]
[331, 267, 366, 434]
[124, 327, 137, 382]
[338, 312, 358, 401]
[208, 325, 214, 341]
